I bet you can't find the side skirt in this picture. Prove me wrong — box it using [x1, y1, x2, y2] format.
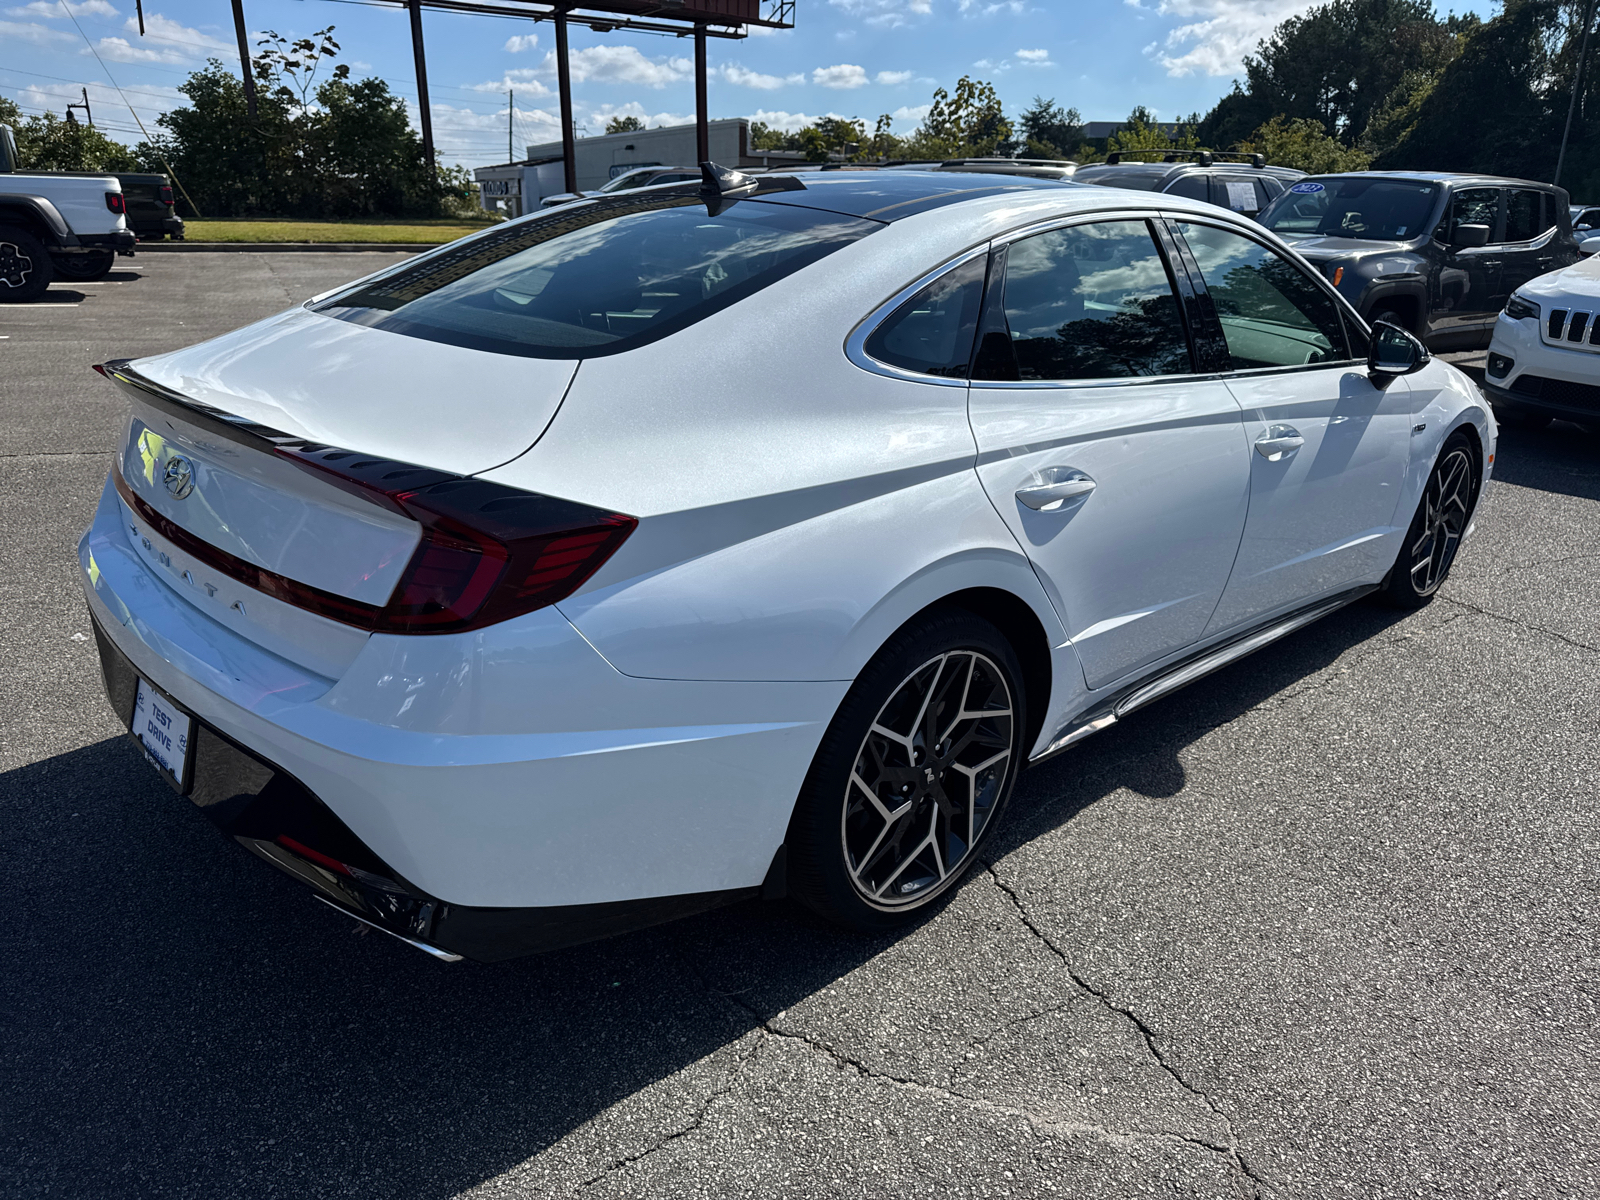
[1028, 586, 1375, 767]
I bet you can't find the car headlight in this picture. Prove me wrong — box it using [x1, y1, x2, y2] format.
[1504, 293, 1540, 321]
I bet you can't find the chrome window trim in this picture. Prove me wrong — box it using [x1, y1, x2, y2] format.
[844, 243, 992, 389]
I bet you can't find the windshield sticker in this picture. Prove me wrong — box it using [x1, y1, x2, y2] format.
[1226, 182, 1256, 210]
[1291, 181, 1326, 193]
[1395, 226, 1407, 236]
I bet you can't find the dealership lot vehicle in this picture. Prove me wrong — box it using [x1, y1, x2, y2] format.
[1259, 171, 1582, 350]
[82, 167, 1493, 962]
[1485, 252, 1600, 429]
[1072, 150, 1305, 219]
[539, 164, 700, 208]
[0, 123, 136, 300]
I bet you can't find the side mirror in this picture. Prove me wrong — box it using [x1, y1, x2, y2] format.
[1581, 234, 1600, 258]
[1369, 321, 1429, 383]
[1452, 223, 1490, 249]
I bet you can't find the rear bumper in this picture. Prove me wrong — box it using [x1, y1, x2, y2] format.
[76, 230, 138, 255]
[80, 472, 840, 958]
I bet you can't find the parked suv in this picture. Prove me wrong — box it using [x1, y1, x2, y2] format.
[1258, 172, 1582, 350]
[1072, 151, 1306, 220]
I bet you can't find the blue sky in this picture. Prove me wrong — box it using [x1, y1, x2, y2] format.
[1, 0, 1498, 168]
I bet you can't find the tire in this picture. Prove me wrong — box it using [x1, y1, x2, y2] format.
[50, 250, 115, 281]
[1378, 432, 1478, 608]
[0, 225, 52, 302]
[786, 609, 1027, 931]
[1369, 307, 1411, 335]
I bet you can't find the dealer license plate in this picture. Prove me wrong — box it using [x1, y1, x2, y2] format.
[132, 678, 191, 789]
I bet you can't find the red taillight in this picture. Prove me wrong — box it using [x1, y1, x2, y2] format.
[159, 185, 174, 206]
[105, 191, 125, 214]
[276, 836, 351, 876]
[110, 447, 636, 636]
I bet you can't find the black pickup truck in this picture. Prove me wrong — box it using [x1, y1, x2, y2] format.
[1257, 172, 1583, 350]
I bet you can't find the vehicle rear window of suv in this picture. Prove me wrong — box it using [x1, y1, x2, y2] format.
[313, 194, 881, 358]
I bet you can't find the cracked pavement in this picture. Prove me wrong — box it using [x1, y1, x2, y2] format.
[4, 257, 1599, 1198]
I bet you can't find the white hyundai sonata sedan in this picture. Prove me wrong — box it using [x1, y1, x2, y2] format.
[82, 166, 1494, 962]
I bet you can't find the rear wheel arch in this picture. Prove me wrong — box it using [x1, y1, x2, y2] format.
[882, 586, 1052, 760]
[0, 204, 55, 245]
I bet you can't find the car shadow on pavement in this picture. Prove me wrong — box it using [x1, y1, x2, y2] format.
[4, 599, 1408, 1198]
[27, 289, 90, 305]
[1489, 421, 1600, 502]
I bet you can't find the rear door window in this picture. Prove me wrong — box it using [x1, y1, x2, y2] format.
[1212, 176, 1269, 216]
[1504, 189, 1545, 242]
[1450, 188, 1501, 241]
[1177, 221, 1351, 369]
[314, 196, 880, 359]
[1165, 174, 1209, 202]
[999, 220, 1193, 380]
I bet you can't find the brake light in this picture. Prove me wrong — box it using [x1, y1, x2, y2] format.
[159, 185, 174, 206]
[111, 448, 636, 635]
[105, 191, 125, 214]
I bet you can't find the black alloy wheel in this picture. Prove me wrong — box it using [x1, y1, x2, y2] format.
[787, 610, 1025, 930]
[0, 225, 52, 302]
[51, 250, 116, 281]
[1380, 432, 1478, 607]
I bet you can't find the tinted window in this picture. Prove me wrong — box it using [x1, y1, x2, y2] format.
[1178, 222, 1349, 369]
[315, 196, 879, 359]
[1001, 220, 1192, 380]
[1261, 178, 1439, 240]
[1505, 189, 1545, 241]
[1213, 176, 1268, 215]
[1578, 208, 1600, 231]
[1451, 188, 1500, 239]
[1166, 174, 1209, 201]
[864, 256, 985, 377]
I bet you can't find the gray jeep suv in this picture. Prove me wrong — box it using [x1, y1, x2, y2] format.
[1258, 172, 1582, 350]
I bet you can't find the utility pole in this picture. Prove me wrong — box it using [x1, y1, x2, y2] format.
[1555, 0, 1598, 187]
[508, 88, 514, 163]
[66, 87, 92, 127]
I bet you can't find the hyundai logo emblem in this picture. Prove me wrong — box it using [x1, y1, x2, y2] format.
[162, 455, 195, 499]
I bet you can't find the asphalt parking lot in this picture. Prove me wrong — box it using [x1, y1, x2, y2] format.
[4, 253, 1598, 1199]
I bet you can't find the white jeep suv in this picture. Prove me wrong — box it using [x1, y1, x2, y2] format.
[1486, 253, 1600, 429]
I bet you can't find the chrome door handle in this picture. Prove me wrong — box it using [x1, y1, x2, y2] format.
[1016, 469, 1096, 511]
[1254, 424, 1305, 461]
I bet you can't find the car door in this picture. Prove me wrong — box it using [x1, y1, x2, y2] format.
[1431, 186, 1503, 344]
[1500, 188, 1560, 298]
[968, 215, 1251, 690]
[1170, 218, 1413, 635]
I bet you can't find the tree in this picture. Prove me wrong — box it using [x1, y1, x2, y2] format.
[909, 75, 1012, 158]
[0, 95, 20, 128]
[605, 115, 645, 134]
[1199, 0, 1473, 147]
[1378, 0, 1598, 190]
[1016, 96, 1082, 159]
[1238, 116, 1371, 173]
[13, 111, 140, 172]
[1102, 107, 1200, 160]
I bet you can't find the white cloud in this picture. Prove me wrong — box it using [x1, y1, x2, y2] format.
[18, 79, 179, 134]
[1151, 0, 1308, 76]
[94, 11, 232, 62]
[1015, 47, 1050, 61]
[891, 103, 931, 122]
[503, 33, 538, 53]
[721, 63, 804, 89]
[91, 36, 187, 64]
[5, 0, 117, 16]
[746, 108, 837, 131]
[530, 44, 692, 87]
[466, 69, 551, 97]
[958, 0, 1026, 13]
[827, 0, 931, 29]
[0, 16, 72, 43]
[875, 69, 913, 85]
[813, 63, 869, 88]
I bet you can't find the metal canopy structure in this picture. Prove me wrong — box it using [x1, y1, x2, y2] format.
[217, 0, 796, 192]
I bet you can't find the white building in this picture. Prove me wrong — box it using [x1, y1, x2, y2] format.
[475, 118, 787, 217]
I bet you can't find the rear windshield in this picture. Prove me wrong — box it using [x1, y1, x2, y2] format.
[1260, 178, 1439, 241]
[313, 194, 880, 358]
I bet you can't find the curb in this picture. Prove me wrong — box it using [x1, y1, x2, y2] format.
[136, 241, 442, 253]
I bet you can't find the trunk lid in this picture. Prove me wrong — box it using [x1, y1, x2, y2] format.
[128, 304, 578, 477]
